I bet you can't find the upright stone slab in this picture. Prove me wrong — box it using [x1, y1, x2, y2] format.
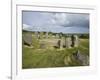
[60, 37, 64, 49]
[57, 33, 63, 49]
[40, 32, 44, 39]
[71, 35, 75, 47]
[65, 35, 72, 48]
[23, 32, 32, 46]
[57, 38, 63, 49]
[74, 35, 79, 47]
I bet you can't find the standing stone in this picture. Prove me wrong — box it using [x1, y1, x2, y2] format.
[60, 37, 64, 49]
[57, 40, 61, 48]
[76, 50, 89, 66]
[23, 32, 32, 46]
[74, 35, 79, 47]
[40, 32, 44, 39]
[65, 35, 72, 48]
[57, 38, 63, 49]
[71, 35, 75, 47]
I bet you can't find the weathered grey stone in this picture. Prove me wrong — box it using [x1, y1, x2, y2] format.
[75, 50, 89, 66]
[23, 32, 32, 46]
[71, 35, 75, 47]
[34, 31, 39, 39]
[65, 36, 72, 48]
[60, 39, 64, 49]
[74, 35, 79, 47]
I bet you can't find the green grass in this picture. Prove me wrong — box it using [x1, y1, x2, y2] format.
[22, 46, 86, 69]
[78, 39, 89, 56]
[22, 48, 66, 68]
[22, 33, 89, 69]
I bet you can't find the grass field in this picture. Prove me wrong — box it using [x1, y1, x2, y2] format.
[22, 35, 89, 69]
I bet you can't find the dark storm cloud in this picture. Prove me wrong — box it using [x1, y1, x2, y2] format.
[23, 11, 89, 33]
[51, 13, 89, 28]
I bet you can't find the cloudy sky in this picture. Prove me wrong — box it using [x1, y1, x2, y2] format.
[22, 11, 89, 33]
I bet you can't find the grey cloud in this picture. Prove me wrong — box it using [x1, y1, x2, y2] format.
[49, 13, 89, 28]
